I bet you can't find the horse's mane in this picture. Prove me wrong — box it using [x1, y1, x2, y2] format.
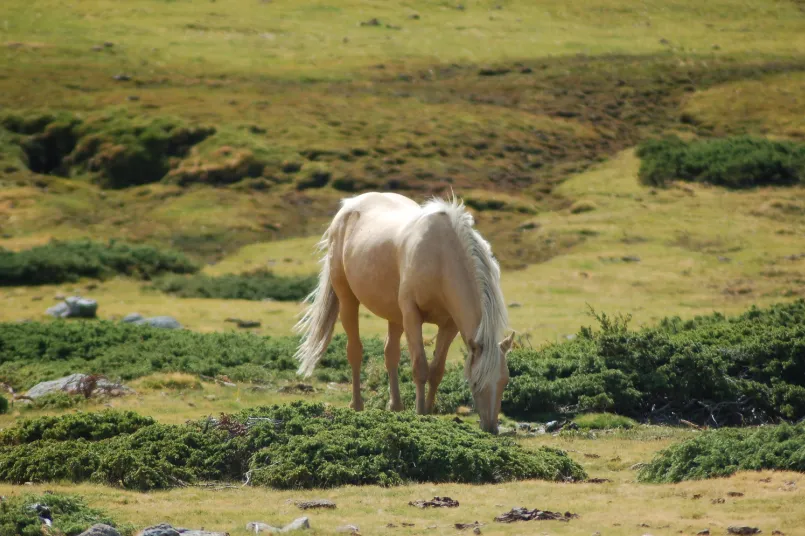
[421, 195, 508, 392]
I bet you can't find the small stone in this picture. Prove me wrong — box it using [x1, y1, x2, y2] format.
[727, 528, 761, 536]
[78, 524, 121, 536]
[46, 297, 98, 318]
[246, 522, 280, 533]
[113, 73, 131, 81]
[280, 517, 310, 532]
[408, 13, 420, 19]
[136, 316, 182, 329]
[697, 530, 710, 536]
[621, 255, 641, 262]
[91, 45, 103, 52]
[127, 95, 140, 101]
[508, 302, 521, 308]
[104, 41, 114, 47]
[335, 526, 359, 534]
[359, 18, 381, 26]
[140, 524, 180, 536]
[122, 312, 145, 323]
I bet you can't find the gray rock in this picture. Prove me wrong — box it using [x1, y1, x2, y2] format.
[46, 297, 98, 318]
[45, 302, 69, 317]
[134, 316, 182, 329]
[246, 522, 279, 533]
[122, 313, 145, 323]
[79, 524, 121, 536]
[26, 373, 132, 399]
[335, 526, 359, 534]
[139, 525, 228, 536]
[280, 518, 310, 532]
[245, 518, 309, 533]
[140, 525, 180, 536]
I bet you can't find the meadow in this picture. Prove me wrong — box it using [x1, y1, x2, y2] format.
[2, 0, 805, 535]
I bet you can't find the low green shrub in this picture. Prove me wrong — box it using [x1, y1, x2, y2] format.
[0, 239, 199, 286]
[21, 392, 84, 411]
[0, 321, 381, 389]
[0, 410, 155, 445]
[573, 413, 637, 430]
[636, 135, 805, 189]
[638, 422, 805, 483]
[0, 404, 586, 490]
[421, 300, 805, 426]
[0, 492, 131, 536]
[152, 269, 316, 302]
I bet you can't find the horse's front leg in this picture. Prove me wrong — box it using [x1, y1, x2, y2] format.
[339, 295, 364, 411]
[385, 322, 405, 411]
[426, 322, 458, 414]
[401, 305, 428, 415]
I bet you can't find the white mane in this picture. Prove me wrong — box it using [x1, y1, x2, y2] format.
[421, 195, 509, 392]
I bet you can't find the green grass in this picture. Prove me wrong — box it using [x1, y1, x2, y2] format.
[151, 270, 316, 302]
[0, 321, 389, 390]
[573, 413, 637, 430]
[638, 422, 805, 483]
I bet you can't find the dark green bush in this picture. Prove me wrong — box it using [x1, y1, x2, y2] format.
[0, 492, 130, 536]
[638, 422, 805, 483]
[152, 269, 316, 302]
[2, 111, 214, 188]
[636, 135, 805, 188]
[422, 300, 805, 426]
[0, 396, 7, 415]
[0, 410, 155, 446]
[0, 239, 199, 286]
[0, 404, 586, 490]
[0, 321, 380, 389]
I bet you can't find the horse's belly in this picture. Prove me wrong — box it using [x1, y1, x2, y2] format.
[344, 265, 402, 323]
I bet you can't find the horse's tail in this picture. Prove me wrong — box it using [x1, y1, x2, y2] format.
[293, 226, 340, 378]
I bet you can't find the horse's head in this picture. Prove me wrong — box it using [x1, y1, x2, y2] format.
[468, 331, 515, 434]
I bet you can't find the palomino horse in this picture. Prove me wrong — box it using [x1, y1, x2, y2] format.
[293, 192, 514, 433]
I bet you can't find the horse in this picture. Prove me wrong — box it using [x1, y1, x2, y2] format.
[293, 192, 514, 434]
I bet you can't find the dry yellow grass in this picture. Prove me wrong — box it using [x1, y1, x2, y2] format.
[682, 71, 805, 138]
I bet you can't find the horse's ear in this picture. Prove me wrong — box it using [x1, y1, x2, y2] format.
[499, 332, 515, 353]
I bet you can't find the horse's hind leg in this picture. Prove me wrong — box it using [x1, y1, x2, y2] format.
[385, 322, 404, 411]
[338, 293, 364, 411]
[401, 304, 428, 415]
[426, 321, 458, 414]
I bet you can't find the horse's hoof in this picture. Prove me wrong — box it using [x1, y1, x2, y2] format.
[387, 400, 404, 412]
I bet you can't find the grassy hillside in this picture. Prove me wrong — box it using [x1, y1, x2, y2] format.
[2, 0, 805, 535]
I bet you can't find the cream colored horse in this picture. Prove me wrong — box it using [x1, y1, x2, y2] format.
[293, 192, 514, 434]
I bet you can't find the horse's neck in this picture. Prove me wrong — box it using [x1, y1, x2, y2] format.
[443, 255, 483, 345]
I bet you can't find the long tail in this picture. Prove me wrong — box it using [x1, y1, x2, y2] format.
[293, 229, 340, 378]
